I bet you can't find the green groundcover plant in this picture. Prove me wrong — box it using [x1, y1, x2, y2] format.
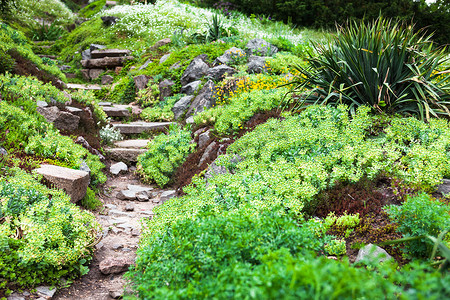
[137, 124, 195, 187]
[0, 169, 100, 290]
[288, 17, 450, 121]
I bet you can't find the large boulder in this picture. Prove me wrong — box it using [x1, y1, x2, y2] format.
[37, 106, 80, 132]
[181, 55, 210, 86]
[180, 80, 201, 95]
[213, 47, 246, 66]
[99, 257, 133, 275]
[35, 164, 90, 202]
[207, 65, 236, 81]
[159, 79, 175, 101]
[355, 244, 392, 264]
[247, 55, 269, 74]
[185, 80, 216, 117]
[134, 75, 149, 91]
[245, 38, 278, 56]
[172, 95, 193, 120]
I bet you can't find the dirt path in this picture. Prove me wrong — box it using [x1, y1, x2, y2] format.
[53, 170, 165, 300]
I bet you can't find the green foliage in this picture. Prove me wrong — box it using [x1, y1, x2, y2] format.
[386, 193, 450, 258]
[137, 81, 160, 108]
[266, 52, 305, 75]
[31, 21, 65, 41]
[288, 18, 450, 121]
[0, 51, 15, 74]
[0, 23, 66, 80]
[0, 74, 106, 185]
[324, 239, 347, 256]
[140, 94, 181, 122]
[78, 0, 106, 18]
[99, 124, 123, 145]
[80, 187, 102, 210]
[137, 124, 195, 187]
[0, 0, 16, 13]
[194, 85, 289, 135]
[0, 169, 100, 290]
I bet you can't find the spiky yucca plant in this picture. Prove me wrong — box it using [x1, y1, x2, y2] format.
[288, 18, 450, 121]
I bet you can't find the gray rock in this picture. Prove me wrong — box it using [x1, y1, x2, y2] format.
[112, 243, 123, 250]
[36, 286, 56, 299]
[37, 100, 48, 107]
[181, 55, 210, 86]
[0, 147, 7, 156]
[136, 192, 150, 202]
[109, 289, 124, 299]
[149, 38, 171, 51]
[139, 58, 153, 71]
[214, 47, 246, 66]
[133, 75, 149, 91]
[59, 65, 71, 71]
[79, 161, 91, 175]
[199, 141, 217, 166]
[101, 75, 114, 85]
[125, 203, 135, 211]
[109, 209, 129, 217]
[105, 148, 146, 163]
[207, 64, 236, 81]
[437, 179, 450, 196]
[186, 116, 195, 124]
[160, 190, 176, 203]
[185, 80, 216, 117]
[66, 106, 83, 116]
[91, 49, 131, 59]
[169, 61, 182, 70]
[99, 257, 133, 275]
[89, 68, 104, 79]
[181, 80, 202, 95]
[90, 44, 106, 52]
[355, 244, 392, 264]
[116, 190, 136, 200]
[247, 55, 268, 74]
[205, 154, 243, 182]
[102, 106, 130, 117]
[172, 95, 193, 120]
[159, 79, 175, 101]
[127, 184, 153, 193]
[105, 204, 117, 209]
[37, 106, 80, 132]
[159, 53, 171, 64]
[98, 102, 112, 106]
[35, 164, 89, 203]
[110, 217, 129, 224]
[81, 49, 91, 60]
[113, 121, 173, 135]
[198, 130, 211, 149]
[245, 38, 278, 56]
[122, 247, 131, 252]
[96, 241, 105, 250]
[110, 162, 128, 175]
[101, 16, 120, 26]
[75, 136, 105, 160]
[6, 294, 24, 300]
[114, 139, 149, 149]
[81, 56, 134, 69]
[131, 228, 140, 236]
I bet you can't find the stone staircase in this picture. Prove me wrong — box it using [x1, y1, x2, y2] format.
[105, 139, 149, 163]
[113, 121, 173, 135]
[81, 48, 133, 81]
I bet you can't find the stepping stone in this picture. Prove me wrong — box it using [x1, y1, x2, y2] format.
[110, 162, 128, 175]
[102, 106, 130, 117]
[99, 102, 112, 106]
[34, 164, 89, 203]
[81, 56, 134, 68]
[113, 122, 173, 135]
[114, 139, 149, 149]
[105, 147, 146, 163]
[127, 184, 153, 193]
[66, 83, 102, 91]
[91, 49, 131, 59]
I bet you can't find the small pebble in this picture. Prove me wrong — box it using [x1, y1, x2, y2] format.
[125, 203, 135, 211]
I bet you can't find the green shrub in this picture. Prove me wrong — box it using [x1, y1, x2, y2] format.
[386, 193, 450, 259]
[0, 169, 100, 290]
[78, 0, 105, 18]
[140, 94, 181, 122]
[288, 18, 450, 121]
[137, 124, 195, 187]
[80, 187, 102, 210]
[0, 51, 15, 74]
[31, 21, 65, 41]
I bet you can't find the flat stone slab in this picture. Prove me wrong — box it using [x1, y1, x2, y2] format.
[99, 102, 112, 106]
[102, 106, 130, 117]
[113, 122, 173, 135]
[91, 49, 131, 59]
[105, 147, 146, 163]
[114, 139, 149, 149]
[35, 164, 89, 202]
[66, 83, 102, 90]
[81, 56, 134, 68]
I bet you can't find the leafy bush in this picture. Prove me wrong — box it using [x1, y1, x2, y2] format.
[31, 21, 65, 41]
[386, 193, 450, 259]
[288, 18, 450, 121]
[0, 169, 100, 290]
[80, 187, 102, 210]
[140, 94, 181, 122]
[0, 51, 15, 74]
[137, 124, 195, 187]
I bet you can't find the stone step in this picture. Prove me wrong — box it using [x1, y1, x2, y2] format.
[113, 122, 173, 135]
[114, 139, 149, 149]
[34, 164, 89, 203]
[91, 49, 131, 59]
[105, 147, 146, 163]
[105, 0, 117, 6]
[102, 105, 131, 118]
[38, 54, 57, 59]
[81, 56, 134, 69]
[66, 83, 103, 90]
